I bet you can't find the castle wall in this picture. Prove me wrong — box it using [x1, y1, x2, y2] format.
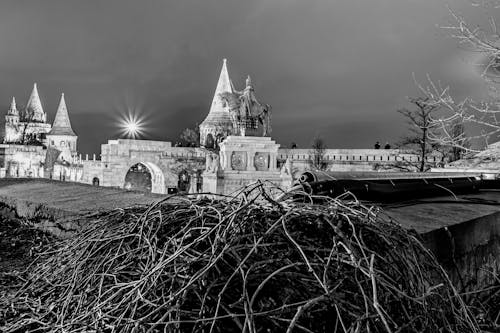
[82, 139, 206, 194]
[52, 163, 83, 182]
[0, 144, 46, 178]
[277, 148, 444, 179]
[81, 160, 105, 185]
[3, 121, 51, 144]
[79, 139, 445, 195]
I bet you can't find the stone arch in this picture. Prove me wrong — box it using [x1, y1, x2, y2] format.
[92, 177, 100, 186]
[123, 161, 165, 194]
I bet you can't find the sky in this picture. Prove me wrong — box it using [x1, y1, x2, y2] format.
[0, 0, 494, 154]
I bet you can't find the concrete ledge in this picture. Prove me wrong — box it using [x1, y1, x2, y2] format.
[0, 179, 163, 237]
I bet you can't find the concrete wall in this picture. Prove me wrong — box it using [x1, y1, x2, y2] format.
[422, 211, 500, 291]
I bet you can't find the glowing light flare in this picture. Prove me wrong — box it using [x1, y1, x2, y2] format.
[118, 113, 147, 139]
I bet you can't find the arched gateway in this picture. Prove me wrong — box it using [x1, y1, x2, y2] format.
[124, 162, 165, 194]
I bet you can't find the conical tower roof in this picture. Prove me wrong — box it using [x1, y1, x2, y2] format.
[25, 83, 45, 122]
[200, 59, 233, 128]
[48, 93, 76, 136]
[7, 97, 18, 115]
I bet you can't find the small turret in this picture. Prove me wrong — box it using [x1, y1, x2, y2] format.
[7, 97, 18, 116]
[3, 96, 21, 142]
[5, 97, 19, 126]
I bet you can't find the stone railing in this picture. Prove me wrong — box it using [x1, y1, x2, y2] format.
[161, 151, 206, 159]
[277, 151, 442, 164]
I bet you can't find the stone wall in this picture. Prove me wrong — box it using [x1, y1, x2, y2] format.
[278, 148, 444, 178]
[0, 144, 46, 178]
[84, 139, 206, 194]
[81, 160, 105, 185]
[80, 140, 446, 195]
[3, 122, 51, 145]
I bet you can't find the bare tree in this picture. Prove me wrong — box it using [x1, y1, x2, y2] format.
[309, 135, 328, 170]
[416, 2, 500, 152]
[398, 97, 443, 171]
[448, 118, 470, 161]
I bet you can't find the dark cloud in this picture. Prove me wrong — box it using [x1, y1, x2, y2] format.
[0, 0, 492, 153]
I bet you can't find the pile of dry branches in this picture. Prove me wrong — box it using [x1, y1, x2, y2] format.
[2, 185, 479, 332]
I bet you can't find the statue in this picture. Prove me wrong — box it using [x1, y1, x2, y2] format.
[210, 154, 220, 173]
[280, 157, 292, 177]
[219, 75, 272, 137]
[219, 91, 242, 135]
[205, 153, 220, 173]
[205, 153, 213, 172]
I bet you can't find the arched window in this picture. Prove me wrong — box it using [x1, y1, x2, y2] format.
[206, 133, 215, 149]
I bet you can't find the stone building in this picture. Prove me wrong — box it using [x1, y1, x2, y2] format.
[0, 84, 81, 180]
[2, 83, 51, 145]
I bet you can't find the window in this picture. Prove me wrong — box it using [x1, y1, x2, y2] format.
[245, 117, 258, 129]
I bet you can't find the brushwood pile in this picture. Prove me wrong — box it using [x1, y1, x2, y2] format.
[1, 186, 481, 332]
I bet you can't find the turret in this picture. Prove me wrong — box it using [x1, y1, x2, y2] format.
[199, 58, 234, 148]
[25, 83, 46, 123]
[3, 97, 21, 143]
[6, 97, 19, 124]
[46, 93, 78, 161]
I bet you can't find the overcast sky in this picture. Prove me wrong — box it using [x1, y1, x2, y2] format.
[0, 0, 493, 153]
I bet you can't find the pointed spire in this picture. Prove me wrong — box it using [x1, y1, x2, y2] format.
[213, 58, 233, 98]
[48, 93, 76, 136]
[8, 97, 18, 115]
[201, 58, 234, 127]
[25, 82, 45, 122]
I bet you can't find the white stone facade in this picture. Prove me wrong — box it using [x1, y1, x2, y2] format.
[2, 84, 51, 145]
[203, 136, 291, 195]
